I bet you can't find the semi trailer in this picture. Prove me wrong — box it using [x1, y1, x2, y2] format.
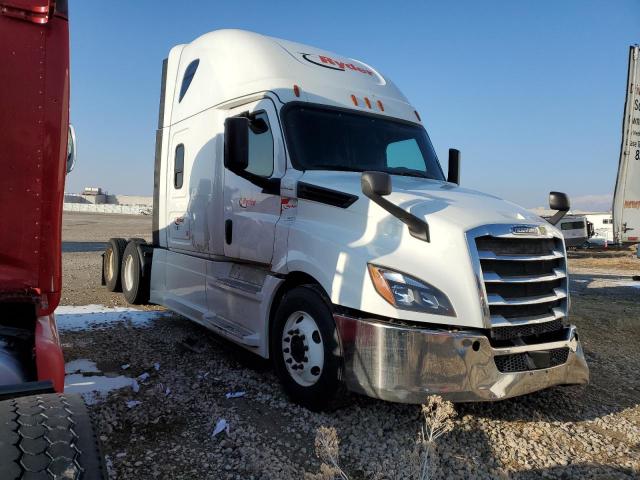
[0, 1, 105, 478]
[613, 45, 640, 245]
[104, 29, 589, 409]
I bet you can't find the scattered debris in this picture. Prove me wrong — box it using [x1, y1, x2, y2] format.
[225, 391, 246, 399]
[211, 419, 229, 438]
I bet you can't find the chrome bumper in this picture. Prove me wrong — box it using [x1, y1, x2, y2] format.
[334, 315, 589, 403]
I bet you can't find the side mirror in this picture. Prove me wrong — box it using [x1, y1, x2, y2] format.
[66, 124, 77, 174]
[361, 170, 430, 242]
[549, 191, 570, 212]
[224, 117, 249, 171]
[547, 191, 570, 225]
[361, 171, 392, 197]
[447, 148, 460, 185]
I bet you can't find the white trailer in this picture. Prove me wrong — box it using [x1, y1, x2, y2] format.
[584, 212, 614, 243]
[546, 214, 589, 248]
[102, 30, 588, 408]
[613, 45, 640, 244]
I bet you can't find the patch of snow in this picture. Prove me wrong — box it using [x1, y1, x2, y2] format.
[65, 373, 135, 405]
[153, 362, 160, 371]
[126, 400, 142, 409]
[137, 372, 150, 382]
[65, 359, 100, 374]
[121, 364, 130, 370]
[55, 304, 169, 332]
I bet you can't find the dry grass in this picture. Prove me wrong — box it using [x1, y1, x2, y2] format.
[306, 396, 457, 480]
[567, 249, 639, 271]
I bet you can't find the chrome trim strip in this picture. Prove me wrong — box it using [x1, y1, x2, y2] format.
[490, 307, 564, 327]
[483, 268, 566, 284]
[487, 288, 566, 306]
[478, 249, 565, 262]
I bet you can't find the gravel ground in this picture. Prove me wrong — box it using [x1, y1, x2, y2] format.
[60, 212, 640, 479]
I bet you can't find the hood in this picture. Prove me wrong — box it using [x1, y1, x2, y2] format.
[298, 170, 549, 234]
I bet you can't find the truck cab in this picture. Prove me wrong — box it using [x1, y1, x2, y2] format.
[107, 29, 588, 408]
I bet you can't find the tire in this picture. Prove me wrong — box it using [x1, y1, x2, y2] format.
[121, 241, 150, 305]
[128, 237, 146, 245]
[271, 285, 342, 411]
[103, 237, 127, 292]
[0, 393, 106, 480]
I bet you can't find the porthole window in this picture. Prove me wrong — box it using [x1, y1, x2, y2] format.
[179, 59, 199, 102]
[174, 144, 184, 189]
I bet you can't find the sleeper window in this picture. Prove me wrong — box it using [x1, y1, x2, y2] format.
[179, 59, 199, 102]
[174, 144, 184, 189]
[246, 112, 274, 177]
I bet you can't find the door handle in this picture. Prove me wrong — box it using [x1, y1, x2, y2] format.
[225, 219, 233, 244]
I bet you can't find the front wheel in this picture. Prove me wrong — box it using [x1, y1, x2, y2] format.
[271, 286, 342, 411]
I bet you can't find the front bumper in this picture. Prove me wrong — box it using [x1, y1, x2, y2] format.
[334, 315, 589, 403]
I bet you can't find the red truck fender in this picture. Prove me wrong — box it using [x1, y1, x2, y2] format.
[35, 313, 65, 392]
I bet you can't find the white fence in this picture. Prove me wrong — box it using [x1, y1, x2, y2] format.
[63, 203, 152, 215]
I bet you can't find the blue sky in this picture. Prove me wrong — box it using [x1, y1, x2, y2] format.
[68, 0, 639, 210]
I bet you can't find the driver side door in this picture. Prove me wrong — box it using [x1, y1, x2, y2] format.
[222, 99, 284, 264]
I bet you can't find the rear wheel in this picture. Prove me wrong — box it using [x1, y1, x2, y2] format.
[103, 238, 127, 292]
[0, 393, 106, 479]
[271, 286, 342, 411]
[121, 241, 150, 305]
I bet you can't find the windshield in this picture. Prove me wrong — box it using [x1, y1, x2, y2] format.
[283, 105, 445, 181]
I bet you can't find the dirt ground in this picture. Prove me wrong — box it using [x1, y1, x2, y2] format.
[60, 212, 640, 479]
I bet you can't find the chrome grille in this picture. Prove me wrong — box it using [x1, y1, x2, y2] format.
[468, 226, 568, 338]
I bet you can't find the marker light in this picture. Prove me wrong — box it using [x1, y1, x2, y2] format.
[377, 100, 384, 111]
[293, 85, 301, 97]
[367, 265, 456, 316]
[364, 97, 372, 109]
[351, 94, 358, 106]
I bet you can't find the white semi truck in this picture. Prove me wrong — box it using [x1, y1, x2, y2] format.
[103, 30, 588, 409]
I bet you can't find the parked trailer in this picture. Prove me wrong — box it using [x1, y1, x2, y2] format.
[0, 1, 105, 478]
[546, 215, 590, 248]
[104, 30, 588, 409]
[613, 45, 640, 244]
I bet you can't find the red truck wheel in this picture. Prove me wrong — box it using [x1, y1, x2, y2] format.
[0, 393, 106, 479]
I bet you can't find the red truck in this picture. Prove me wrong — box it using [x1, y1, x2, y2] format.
[0, 1, 104, 478]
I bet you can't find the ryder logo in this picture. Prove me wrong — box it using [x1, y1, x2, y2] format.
[301, 53, 373, 76]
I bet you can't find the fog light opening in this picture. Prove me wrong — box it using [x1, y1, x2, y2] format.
[472, 341, 480, 352]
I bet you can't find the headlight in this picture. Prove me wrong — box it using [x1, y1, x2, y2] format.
[368, 264, 456, 317]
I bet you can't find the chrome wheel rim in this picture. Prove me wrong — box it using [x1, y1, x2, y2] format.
[105, 249, 115, 282]
[282, 311, 324, 387]
[123, 255, 135, 291]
